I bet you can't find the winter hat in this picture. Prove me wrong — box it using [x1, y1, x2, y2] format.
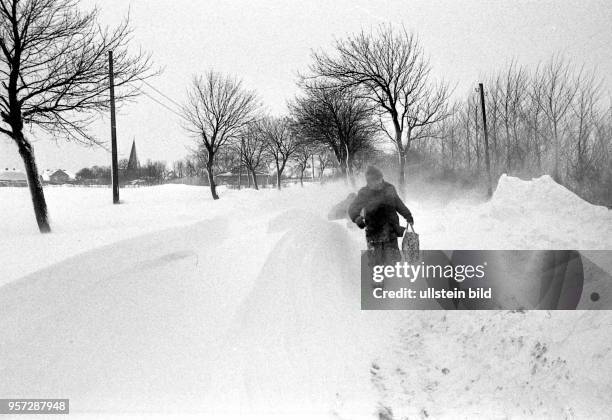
[365, 165, 383, 181]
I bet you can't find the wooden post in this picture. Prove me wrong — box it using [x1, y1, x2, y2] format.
[109, 51, 120, 204]
[475, 100, 481, 172]
[478, 83, 493, 198]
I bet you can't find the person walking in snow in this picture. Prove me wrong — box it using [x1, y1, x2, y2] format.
[348, 166, 414, 265]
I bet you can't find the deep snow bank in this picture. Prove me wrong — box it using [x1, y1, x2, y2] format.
[0, 183, 349, 285]
[0, 206, 398, 419]
[491, 174, 610, 225]
[371, 310, 612, 419]
[415, 175, 612, 250]
[0, 183, 393, 418]
[0, 175, 610, 418]
[209, 209, 397, 415]
[486, 175, 611, 249]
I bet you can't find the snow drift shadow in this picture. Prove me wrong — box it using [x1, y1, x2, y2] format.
[209, 209, 385, 415]
[0, 217, 230, 412]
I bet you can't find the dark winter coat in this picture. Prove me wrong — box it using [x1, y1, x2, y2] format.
[348, 181, 413, 243]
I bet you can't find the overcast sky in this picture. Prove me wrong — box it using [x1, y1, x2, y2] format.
[1, 0, 611, 172]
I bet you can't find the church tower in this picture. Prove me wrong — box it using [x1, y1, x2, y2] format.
[127, 140, 140, 172]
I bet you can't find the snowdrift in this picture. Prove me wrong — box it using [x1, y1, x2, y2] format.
[209, 210, 393, 415]
[372, 310, 612, 419]
[0, 209, 398, 418]
[491, 174, 610, 226]
[0, 175, 610, 418]
[416, 175, 612, 250]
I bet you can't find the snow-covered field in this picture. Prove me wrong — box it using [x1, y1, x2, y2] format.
[0, 176, 611, 419]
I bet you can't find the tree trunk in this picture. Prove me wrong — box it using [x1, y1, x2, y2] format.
[318, 157, 326, 179]
[346, 154, 356, 187]
[311, 155, 315, 180]
[206, 160, 219, 200]
[16, 133, 51, 233]
[338, 161, 348, 185]
[331, 146, 346, 182]
[505, 122, 511, 173]
[491, 118, 498, 172]
[535, 140, 542, 172]
[398, 149, 406, 188]
[343, 143, 353, 185]
[533, 118, 542, 173]
[276, 162, 282, 190]
[450, 133, 455, 171]
[393, 119, 405, 189]
[250, 169, 259, 190]
[300, 170, 304, 187]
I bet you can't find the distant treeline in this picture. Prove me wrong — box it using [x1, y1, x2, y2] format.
[76, 159, 168, 185]
[412, 58, 612, 206]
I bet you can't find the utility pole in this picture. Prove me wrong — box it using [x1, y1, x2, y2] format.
[109, 51, 120, 204]
[475, 100, 480, 172]
[478, 83, 493, 198]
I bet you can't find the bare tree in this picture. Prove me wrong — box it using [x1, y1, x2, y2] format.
[260, 116, 299, 190]
[290, 83, 378, 184]
[118, 158, 130, 171]
[182, 71, 259, 199]
[236, 121, 268, 190]
[292, 142, 316, 187]
[497, 61, 528, 173]
[317, 150, 333, 178]
[309, 24, 450, 189]
[534, 56, 580, 181]
[184, 157, 199, 177]
[416, 55, 612, 206]
[524, 74, 545, 173]
[0, 0, 154, 232]
[172, 160, 185, 178]
[141, 160, 167, 184]
[569, 70, 602, 182]
[437, 102, 463, 173]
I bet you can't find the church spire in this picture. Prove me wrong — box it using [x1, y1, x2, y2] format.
[127, 139, 139, 171]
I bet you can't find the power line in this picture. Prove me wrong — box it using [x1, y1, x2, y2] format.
[136, 86, 186, 121]
[139, 78, 185, 110]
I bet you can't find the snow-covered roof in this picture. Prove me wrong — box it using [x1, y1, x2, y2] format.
[41, 169, 75, 181]
[0, 169, 26, 181]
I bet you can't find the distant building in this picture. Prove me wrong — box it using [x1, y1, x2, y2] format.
[50, 170, 71, 184]
[122, 140, 141, 181]
[41, 169, 75, 184]
[127, 140, 140, 170]
[0, 168, 27, 187]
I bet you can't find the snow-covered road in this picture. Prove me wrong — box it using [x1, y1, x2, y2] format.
[0, 176, 611, 418]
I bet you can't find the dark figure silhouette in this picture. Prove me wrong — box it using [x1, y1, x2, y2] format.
[349, 166, 413, 266]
